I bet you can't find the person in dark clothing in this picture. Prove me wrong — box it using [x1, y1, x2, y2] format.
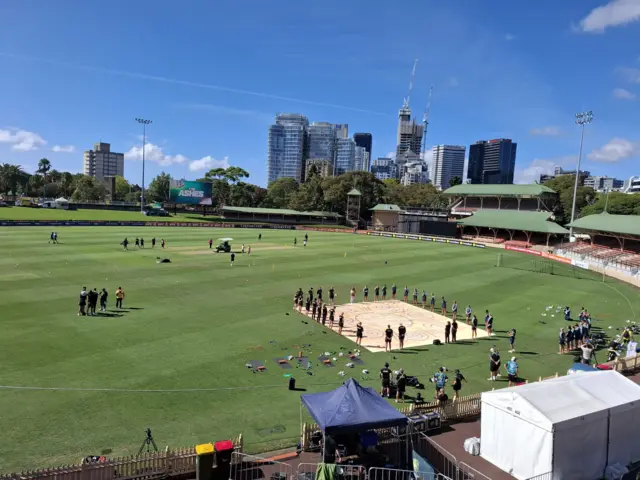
[329, 287, 335, 305]
[329, 307, 335, 328]
[437, 388, 449, 406]
[444, 321, 451, 344]
[391, 284, 397, 299]
[381, 284, 387, 300]
[384, 324, 394, 352]
[258, 233, 262, 240]
[356, 322, 363, 346]
[452, 370, 466, 402]
[87, 288, 99, 316]
[451, 320, 458, 343]
[321, 304, 328, 325]
[151, 237, 156, 248]
[140, 238, 145, 248]
[396, 369, 407, 403]
[398, 323, 407, 350]
[305, 297, 311, 314]
[230, 252, 235, 266]
[135, 238, 140, 248]
[338, 313, 344, 334]
[121, 238, 129, 251]
[209, 239, 213, 249]
[380, 362, 392, 397]
[78, 287, 88, 316]
[99, 288, 108, 312]
[311, 300, 318, 321]
[317, 287, 323, 302]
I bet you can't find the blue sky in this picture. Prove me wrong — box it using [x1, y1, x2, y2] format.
[1, 0, 639, 187]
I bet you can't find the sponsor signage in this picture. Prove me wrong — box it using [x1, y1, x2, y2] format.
[542, 253, 573, 265]
[364, 230, 486, 248]
[0, 220, 295, 229]
[169, 180, 213, 205]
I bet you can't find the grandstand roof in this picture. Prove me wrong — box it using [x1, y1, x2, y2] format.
[459, 210, 569, 234]
[370, 204, 404, 212]
[566, 213, 640, 237]
[443, 184, 556, 197]
[221, 206, 343, 218]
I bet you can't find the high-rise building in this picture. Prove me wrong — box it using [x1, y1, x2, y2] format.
[354, 146, 370, 172]
[83, 142, 124, 181]
[467, 139, 517, 184]
[335, 138, 356, 175]
[267, 113, 309, 184]
[305, 159, 334, 178]
[371, 157, 397, 181]
[308, 122, 337, 165]
[353, 133, 373, 158]
[583, 175, 624, 192]
[395, 105, 424, 159]
[334, 124, 349, 139]
[401, 162, 429, 186]
[430, 145, 466, 189]
[539, 166, 591, 185]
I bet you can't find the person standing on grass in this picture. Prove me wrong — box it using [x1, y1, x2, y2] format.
[580, 341, 596, 365]
[362, 285, 369, 302]
[53, 232, 58, 243]
[311, 299, 318, 321]
[293, 237, 297, 247]
[151, 237, 156, 248]
[381, 284, 387, 300]
[398, 323, 406, 350]
[258, 233, 262, 241]
[471, 314, 478, 339]
[338, 313, 344, 335]
[209, 239, 213, 249]
[441, 296, 447, 316]
[452, 369, 466, 402]
[247, 245, 251, 255]
[115, 287, 124, 309]
[230, 252, 235, 266]
[403, 286, 409, 302]
[350, 287, 356, 304]
[396, 369, 407, 403]
[566, 325, 574, 350]
[321, 304, 328, 325]
[49, 232, 55, 243]
[505, 357, 519, 387]
[508, 328, 516, 353]
[391, 283, 397, 300]
[489, 347, 501, 381]
[329, 307, 335, 328]
[444, 321, 451, 344]
[374, 285, 380, 301]
[451, 301, 458, 321]
[135, 238, 140, 248]
[485, 310, 494, 336]
[121, 238, 129, 251]
[317, 287, 323, 303]
[465, 305, 472, 324]
[451, 319, 458, 343]
[88, 288, 99, 316]
[140, 238, 145, 248]
[384, 324, 394, 352]
[78, 287, 88, 316]
[100, 288, 108, 312]
[329, 287, 335, 306]
[430, 293, 436, 312]
[380, 362, 392, 397]
[161, 239, 165, 249]
[356, 322, 363, 346]
[413, 288, 419, 306]
[558, 328, 566, 354]
[433, 367, 448, 398]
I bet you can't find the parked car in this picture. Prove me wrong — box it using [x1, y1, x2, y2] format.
[0, 200, 8, 207]
[144, 209, 170, 217]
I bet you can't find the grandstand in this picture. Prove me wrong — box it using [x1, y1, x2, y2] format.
[443, 184, 556, 216]
[558, 212, 640, 273]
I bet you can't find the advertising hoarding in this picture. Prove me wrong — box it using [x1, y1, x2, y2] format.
[169, 180, 212, 205]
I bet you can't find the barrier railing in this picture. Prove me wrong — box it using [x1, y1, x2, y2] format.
[368, 466, 437, 480]
[230, 452, 292, 480]
[458, 461, 493, 480]
[525, 473, 552, 480]
[413, 433, 459, 480]
[0, 434, 242, 480]
[296, 463, 366, 480]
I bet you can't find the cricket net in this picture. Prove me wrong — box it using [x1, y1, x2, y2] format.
[496, 253, 604, 282]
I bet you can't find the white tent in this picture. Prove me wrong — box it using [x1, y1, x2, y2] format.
[481, 370, 640, 480]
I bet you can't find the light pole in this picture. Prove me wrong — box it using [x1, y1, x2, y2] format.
[135, 118, 152, 212]
[569, 110, 593, 239]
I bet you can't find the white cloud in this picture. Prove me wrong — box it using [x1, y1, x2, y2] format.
[188, 156, 230, 172]
[514, 156, 576, 184]
[0, 128, 46, 151]
[579, 0, 640, 33]
[587, 137, 640, 163]
[530, 126, 562, 136]
[617, 67, 640, 83]
[52, 144, 76, 153]
[505, 34, 516, 41]
[613, 87, 637, 100]
[124, 142, 229, 172]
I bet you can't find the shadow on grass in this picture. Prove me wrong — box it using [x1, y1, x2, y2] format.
[97, 312, 125, 318]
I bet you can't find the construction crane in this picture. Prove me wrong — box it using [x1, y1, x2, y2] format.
[402, 58, 419, 109]
[421, 85, 434, 156]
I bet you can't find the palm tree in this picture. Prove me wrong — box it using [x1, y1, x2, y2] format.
[37, 158, 52, 199]
[0, 164, 27, 196]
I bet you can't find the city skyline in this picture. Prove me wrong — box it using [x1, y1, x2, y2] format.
[0, 1, 639, 187]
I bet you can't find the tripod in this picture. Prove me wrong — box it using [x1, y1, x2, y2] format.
[139, 428, 158, 454]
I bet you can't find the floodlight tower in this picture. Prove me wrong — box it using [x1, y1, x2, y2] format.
[569, 111, 593, 238]
[135, 117, 153, 211]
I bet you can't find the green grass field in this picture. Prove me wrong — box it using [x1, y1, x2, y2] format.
[0, 226, 638, 472]
[0, 206, 217, 222]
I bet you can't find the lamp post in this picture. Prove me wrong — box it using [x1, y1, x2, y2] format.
[135, 118, 152, 212]
[569, 111, 593, 239]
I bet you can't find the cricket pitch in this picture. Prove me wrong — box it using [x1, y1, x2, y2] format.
[317, 300, 487, 352]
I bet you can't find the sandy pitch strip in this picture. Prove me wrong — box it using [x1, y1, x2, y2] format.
[303, 300, 487, 353]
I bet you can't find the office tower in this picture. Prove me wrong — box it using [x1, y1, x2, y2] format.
[395, 105, 424, 159]
[308, 122, 337, 165]
[540, 166, 591, 185]
[354, 146, 370, 172]
[583, 176, 624, 192]
[430, 145, 466, 189]
[334, 124, 349, 139]
[305, 159, 334, 178]
[83, 142, 124, 181]
[371, 157, 397, 181]
[467, 139, 517, 184]
[335, 138, 356, 175]
[267, 113, 309, 184]
[353, 133, 373, 158]
[401, 161, 429, 186]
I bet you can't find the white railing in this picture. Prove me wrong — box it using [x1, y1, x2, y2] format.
[229, 452, 293, 480]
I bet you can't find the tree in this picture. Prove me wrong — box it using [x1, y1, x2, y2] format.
[449, 176, 462, 187]
[146, 173, 171, 203]
[27, 175, 44, 196]
[289, 174, 326, 212]
[543, 175, 596, 224]
[71, 176, 107, 202]
[0, 164, 28, 195]
[204, 168, 227, 181]
[60, 172, 75, 198]
[36, 158, 52, 198]
[322, 171, 385, 218]
[224, 166, 250, 184]
[114, 176, 131, 201]
[580, 192, 640, 216]
[261, 177, 299, 208]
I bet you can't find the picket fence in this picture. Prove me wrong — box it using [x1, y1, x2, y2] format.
[0, 434, 243, 480]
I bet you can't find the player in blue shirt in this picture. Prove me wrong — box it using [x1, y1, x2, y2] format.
[430, 293, 436, 312]
[465, 305, 472, 324]
[403, 286, 409, 302]
[391, 283, 397, 299]
[421, 290, 427, 308]
[505, 357, 519, 387]
[441, 297, 447, 316]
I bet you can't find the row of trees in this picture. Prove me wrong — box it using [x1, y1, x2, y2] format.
[1, 159, 638, 220]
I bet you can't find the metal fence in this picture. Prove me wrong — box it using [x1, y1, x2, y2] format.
[229, 452, 293, 480]
[296, 463, 366, 480]
[368, 466, 437, 480]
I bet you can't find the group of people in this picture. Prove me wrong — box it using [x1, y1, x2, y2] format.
[121, 237, 164, 250]
[488, 347, 520, 386]
[77, 286, 125, 315]
[559, 307, 596, 363]
[48, 232, 59, 243]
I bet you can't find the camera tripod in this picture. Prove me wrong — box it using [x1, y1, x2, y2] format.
[139, 428, 158, 454]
